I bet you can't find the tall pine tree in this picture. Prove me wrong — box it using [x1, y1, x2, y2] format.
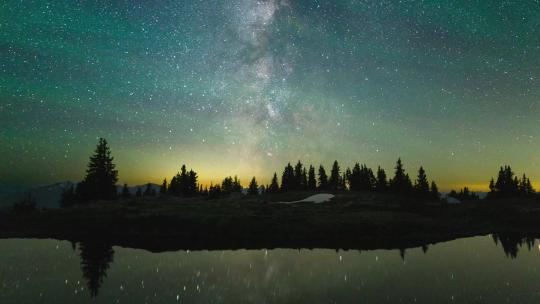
[268, 173, 280, 193]
[307, 165, 317, 190]
[328, 161, 341, 191]
[318, 165, 328, 190]
[77, 138, 118, 202]
[414, 167, 430, 199]
[281, 163, 295, 192]
[248, 177, 259, 195]
[389, 158, 412, 196]
[375, 166, 388, 193]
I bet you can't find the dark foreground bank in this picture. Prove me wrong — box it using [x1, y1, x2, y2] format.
[1, 192, 540, 252]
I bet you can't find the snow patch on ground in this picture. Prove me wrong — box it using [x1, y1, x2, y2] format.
[278, 193, 335, 204]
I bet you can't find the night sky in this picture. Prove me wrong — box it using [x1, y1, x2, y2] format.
[1, 0, 539, 191]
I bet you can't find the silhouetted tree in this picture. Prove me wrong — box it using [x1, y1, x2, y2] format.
[281, 163, 295, 192]
[348, 164, 360, 191]
[208, 183, 222, 199]
[389, 158, 413, 196]
[232, 176, 242, 192]
[248, 177, 259, 195]
[221, 176, 242, 194]
[76, 138, 118, 202]
[449, 187, 479, 201]
[518, 174, 535, 196]
[430, 181, 440, 200]
[307, 165, 317, 190]
[375, 166, 388, 193]
[294, 161, 303, 190]
[121, 184, 131, 199]
[301, 168, 308, 190]
[489, 166, 519, 198]
[318, 165, 328, 190]
[414, 167, 430, 199]
[221, 176, 234, 194]
[201, 186, 209, 196]
[160, 179, 167, 195]
[267, 173, 280, 193]
[489, 178, 495, 195]
[169, 165, 199, 197]
[328, 161, 341, 191]
[348, 163, 376, 191]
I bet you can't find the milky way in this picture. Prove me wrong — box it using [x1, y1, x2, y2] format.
[1, 0, 540, 190]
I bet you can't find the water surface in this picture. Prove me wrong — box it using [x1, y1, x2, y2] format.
[0, 235, 539, 303]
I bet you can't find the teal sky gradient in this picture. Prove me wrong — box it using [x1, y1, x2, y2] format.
[1, 0, 540, 191]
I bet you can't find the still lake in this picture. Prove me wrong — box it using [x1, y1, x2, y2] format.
[0, 235, 539, 303]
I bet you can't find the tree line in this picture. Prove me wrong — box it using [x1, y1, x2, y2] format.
[59, 138, 536, 207]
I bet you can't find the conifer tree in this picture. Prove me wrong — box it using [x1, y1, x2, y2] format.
[358, 164, 375, 191]
[169, 175, 178, 196]
[301, 168, 308, 190]
[281, 163, 295, 192]
[268, 173, 280, 193]
[519, 174, 527, 196]
[430, 181, 439, 200]
[318, 165, 328, 190]
[221, 176, 234, 194]
[209, 184, 222, 199]
[375, 166, 388, 193]
[328, 161, 341, 191]
[491, 166, 520, 198]
[389, 158, 412, 196]
[518, 174, 535, 196]
[232, 176, 242, 192]
[307, 165, 317, 190]
[187, 169, 198, 196]
[294, 161, 303, 190]
[248, 177, 259, 195]
[526, 178, 535, 195]
[348, 163, 361, 191]
[450, 187, 480, 200]
[160, 179, 167, 195]
[77, 138, 119, 202]
[169, 165, 199, 197]
[414, 167, 430, 198]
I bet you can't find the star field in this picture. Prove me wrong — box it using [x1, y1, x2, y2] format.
[1, 0, 540, 190]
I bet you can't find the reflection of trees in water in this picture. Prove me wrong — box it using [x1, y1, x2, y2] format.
[77, 242, 115, 298]
[492, 234, 536, 259]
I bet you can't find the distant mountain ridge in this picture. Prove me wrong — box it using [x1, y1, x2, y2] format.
[0, 182, 161, 209]
[0, 181, 74, 209]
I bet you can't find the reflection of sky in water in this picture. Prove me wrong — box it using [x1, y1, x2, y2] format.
[1, 236, 540, 303]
